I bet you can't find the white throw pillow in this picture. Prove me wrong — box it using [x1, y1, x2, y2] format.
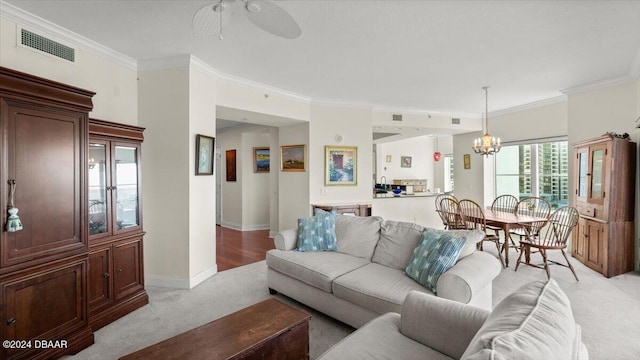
[461, 279, 585, 360]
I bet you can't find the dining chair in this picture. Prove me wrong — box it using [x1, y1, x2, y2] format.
[488, 194, 519, 244]
[511, 196, 551, 242]
[435, 193, 458, 229]
[437, 197, 466, 230]
[458, 199, 505, 268]
[515, 206, 580, 281]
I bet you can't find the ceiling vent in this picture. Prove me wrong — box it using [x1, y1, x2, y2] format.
[451, 118, 461, 125]
[392, 114, 403, 121]
[20, 29, 75, 62]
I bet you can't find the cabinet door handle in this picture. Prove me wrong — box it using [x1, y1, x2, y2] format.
[117, 268, 123, 273]
[7, 318, 16, 325]
[103, 272, 110, 278]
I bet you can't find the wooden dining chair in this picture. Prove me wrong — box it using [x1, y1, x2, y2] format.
[511, 196, 551, 242]
[488, 194, 519, 245]
[458, 199, 505, 268]
[515, 206, 580, 281]
[437, 197, 465, 230]
[435, 193, 457, 229]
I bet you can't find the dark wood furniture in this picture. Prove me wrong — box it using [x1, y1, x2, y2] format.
[311, 203, 371, 216]
[87, 119, 148, 330]
[120, 298, 311, 360]
[482, 209, 548, 267]
[0, 67, 95, 359]
[571, 135, 636, 277]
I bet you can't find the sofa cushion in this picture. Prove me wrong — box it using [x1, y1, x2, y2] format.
[462, 279, 585, 360]
[266, 249, 369, 292]
[332, 262, 430, 315]
[335, 215, 383, 260]
[405, 229, 466, 293]
[296, 210, 337, 252]
[318, 313, 453, 360]
[372, 220, 425, 270]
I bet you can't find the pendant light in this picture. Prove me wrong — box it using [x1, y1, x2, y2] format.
[472, 86, 501, 156]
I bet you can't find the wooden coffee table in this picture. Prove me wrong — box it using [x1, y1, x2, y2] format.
[120, 298, 311, 360]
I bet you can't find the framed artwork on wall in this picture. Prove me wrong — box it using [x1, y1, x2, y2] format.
[401, 156, 412, 168]
[464, 154, 471, 169]
[325, 146, 357, 186]
[226, 149, 237, 181]
[281, 144, 306, 172]
[195, 134, 215, 175]
[253, 147, 270, 173]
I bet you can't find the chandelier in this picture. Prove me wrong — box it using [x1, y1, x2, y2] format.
[472, 86, 501, 156]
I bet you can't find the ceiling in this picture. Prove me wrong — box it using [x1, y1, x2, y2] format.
[3, 0, 640, 132]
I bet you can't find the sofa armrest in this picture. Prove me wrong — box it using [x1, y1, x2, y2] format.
[437, 251, 502, 306]
[274, 228, 298, 250]
[400, 291, 489, 360]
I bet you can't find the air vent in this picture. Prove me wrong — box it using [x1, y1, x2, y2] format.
[392, 114, 403, 121]
[451, 118, 461, 125]
[21, 29, 75, 62]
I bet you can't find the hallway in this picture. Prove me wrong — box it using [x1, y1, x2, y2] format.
[216, 226, 274, 271]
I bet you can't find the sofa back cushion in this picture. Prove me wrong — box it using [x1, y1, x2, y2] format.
[335, 215, 383, 260]
[372, 221, 425, 270]
[425, 228, 485, 261]
[462, 279, 587, 360]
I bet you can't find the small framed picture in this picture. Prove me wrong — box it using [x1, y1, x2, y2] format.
[401, 156, 412, 168]
[226, 149, 237, 181]
[385, 155, 392, 163]
[195, 134, 215, 175]
[281, 144, 306, 172]
[464, 154, 471, 169]
[325, 146, 357, 186]
[253, 147, 270, 173]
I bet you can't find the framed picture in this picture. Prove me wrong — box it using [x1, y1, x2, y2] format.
[325, 146, 357, 186]
[401, 156, 412, 168]
[464, 154, 471, 169]
[226, 149, 237, 181]
[385, 155, 392, 163]
[253, 147, 270, 173]
[195, 134, 215, 175]
[281, 144, 306, 172]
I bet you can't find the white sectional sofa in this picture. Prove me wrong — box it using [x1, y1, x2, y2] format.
[266, 214, 502, 328]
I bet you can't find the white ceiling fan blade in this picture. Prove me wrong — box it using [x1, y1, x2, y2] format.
[243, 0, 301, 39]
[192, 2, 233, 38]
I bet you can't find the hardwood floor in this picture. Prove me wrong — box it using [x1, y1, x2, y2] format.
[216, 226, 275, 271]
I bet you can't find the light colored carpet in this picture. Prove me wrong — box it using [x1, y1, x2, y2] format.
[70, 248, 640, 360]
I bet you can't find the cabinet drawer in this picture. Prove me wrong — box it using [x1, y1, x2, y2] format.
[415, 180, 427, 186]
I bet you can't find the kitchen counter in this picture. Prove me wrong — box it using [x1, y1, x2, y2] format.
[371, 193, 444, 228]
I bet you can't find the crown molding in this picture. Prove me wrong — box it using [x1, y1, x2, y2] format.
[137, 54, 193, 72]
[0, 1, 137, 71]
[490, 95, 567, 118]
[372, 106, 480, 120]
[560, 75, 634, 96]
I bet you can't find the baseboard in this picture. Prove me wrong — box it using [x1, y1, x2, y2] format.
[220, 221, 270, 232]
[145, 265, 218, 289]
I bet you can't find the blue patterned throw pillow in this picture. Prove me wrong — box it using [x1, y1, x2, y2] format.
[405, 228, 466, 293]
[296, 209, 337, 252]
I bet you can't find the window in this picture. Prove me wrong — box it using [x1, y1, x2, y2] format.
[444, 154, 454, 192]
[495, 140, 568, 209]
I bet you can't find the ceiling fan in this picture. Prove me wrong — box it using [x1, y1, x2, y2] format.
[192, 0, 302, 40]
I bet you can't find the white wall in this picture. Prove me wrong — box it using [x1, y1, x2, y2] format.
[138, 66, 191, 283]
[0, 18, 138, 124]
[376, 136, 435, 190]
[452, 132, 487, 204]
[279, 123, 310, 230]
[242, 132, 271, 230]
[309, 104, 374, 204]
[433, 135, 453, 191]
[218, 128, 243, 228]
[187, 66, 217, 282]
[490, 101, 568, 142]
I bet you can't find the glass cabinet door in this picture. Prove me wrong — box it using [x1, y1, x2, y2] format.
[589, 145, 606, 203]
[113, 145, 140, 232]
[89, 143, 109, 235]
[576, 148, 588, 199]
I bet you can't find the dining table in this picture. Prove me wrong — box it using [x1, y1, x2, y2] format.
[482, 209, 548, 267]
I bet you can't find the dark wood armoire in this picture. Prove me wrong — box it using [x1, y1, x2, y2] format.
[0, 67, 95, 359]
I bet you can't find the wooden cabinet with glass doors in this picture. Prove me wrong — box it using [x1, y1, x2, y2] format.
[87, 119, 148, 330]
[571, 135, 635, 277]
